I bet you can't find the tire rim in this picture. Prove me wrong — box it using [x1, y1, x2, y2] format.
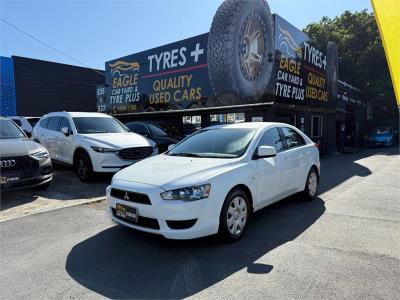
[308, 172, 318, 197]
[238, 14, 265, 80]
[227, 196, 248, 236]
[78, 159, 88, 179]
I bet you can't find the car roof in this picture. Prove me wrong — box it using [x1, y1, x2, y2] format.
[206, 122, 289, 130]
[43, 112, 113, 118]
[8, 116, 39, 119]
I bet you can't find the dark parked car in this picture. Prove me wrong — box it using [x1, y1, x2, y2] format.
[0, 117, 52, 191]
[125, 121, 179, 153]
[368, 127, 397, 146]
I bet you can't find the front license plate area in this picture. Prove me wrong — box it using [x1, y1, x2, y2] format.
[0, 175, 20, 184]
[116, 204, 138, 222]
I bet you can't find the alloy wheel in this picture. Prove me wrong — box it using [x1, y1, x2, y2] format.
[78, 159, 88, 180]
[238, 14, 266, 80]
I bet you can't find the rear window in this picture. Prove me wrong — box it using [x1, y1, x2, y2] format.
[47, 117, 62, 131]
[375, 127, 391, 134]
[12, 119, 22, 127]
[27, 118, 40, 127]
[40, 118, 49, 128]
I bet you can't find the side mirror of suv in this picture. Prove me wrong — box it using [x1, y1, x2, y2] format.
[255, 146, 277, 159]
[61, 127, 71, 136]
[167, 144, 176, 151]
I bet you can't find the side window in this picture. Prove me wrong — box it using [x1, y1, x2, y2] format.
[12, 119, 22, 127]
[47, 117, 62, 131]
[257, 128, 285, 152]
[39, 118, 49, 128]
[281, 127, 306, 149]
[59, 117, 72, 132]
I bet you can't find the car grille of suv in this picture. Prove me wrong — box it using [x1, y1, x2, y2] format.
[111, 188, 152, 205]
[118, 146, 153, 160]
[0, 156, 39, 179]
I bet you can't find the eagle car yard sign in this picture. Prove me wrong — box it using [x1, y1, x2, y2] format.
[97, 0, 338, 114]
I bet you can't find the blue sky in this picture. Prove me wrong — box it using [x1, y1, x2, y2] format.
[0, 0, 372, 70]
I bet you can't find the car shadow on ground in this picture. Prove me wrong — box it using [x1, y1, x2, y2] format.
[318, 146, 398, 194]
[66, 196, 325, 299]
[0, 164, 111, 211]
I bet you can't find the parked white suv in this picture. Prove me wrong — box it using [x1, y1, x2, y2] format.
[32, 112, 158, 181]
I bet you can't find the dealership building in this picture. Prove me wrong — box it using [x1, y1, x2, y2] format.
[95, 2, 368, 155]
[0, 0, 374, 155]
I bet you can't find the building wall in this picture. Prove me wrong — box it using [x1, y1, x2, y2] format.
[0, 57, 17, 116]
[12, 56, 104, 116]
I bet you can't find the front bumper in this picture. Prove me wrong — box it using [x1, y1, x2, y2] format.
[0, 159, 52, 191]
[369, 138, 393, 146]
[106, 181, 224, 240]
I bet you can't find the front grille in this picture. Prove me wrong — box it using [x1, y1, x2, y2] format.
[111, 188, 152, 205]
[112, 208, 160, 229]
[118, 146, 153, 160]
[0, 155, 39, 179]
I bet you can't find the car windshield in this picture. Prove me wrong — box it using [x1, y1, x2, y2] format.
[0, 119, 26, 139]
[73, 117, 128, 134]
[168, 128, 256, 158]
[374, 127, 391, 134]
[148, 123, 168, 136]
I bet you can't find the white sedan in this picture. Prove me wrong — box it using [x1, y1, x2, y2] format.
[106, 122, 320, 241]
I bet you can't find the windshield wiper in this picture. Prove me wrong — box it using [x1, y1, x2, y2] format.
[169, 152, 201, 157]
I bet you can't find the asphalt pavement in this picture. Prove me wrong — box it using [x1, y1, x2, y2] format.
[0, 147, 399, 299]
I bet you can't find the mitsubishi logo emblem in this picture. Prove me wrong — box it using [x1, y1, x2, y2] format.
[123, 192, 129, 201]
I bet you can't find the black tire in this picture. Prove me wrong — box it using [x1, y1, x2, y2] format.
[219, 189, 251, 242]
[303, 168, 318, 201]
[207, 0, 274, 100]
[326, 41, 338, 102]
[34, 181, 51, 190]
[75, 152, 94, 182]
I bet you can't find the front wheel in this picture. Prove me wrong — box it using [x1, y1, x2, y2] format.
[75, 152, 94, 182]
[303, 168, 318, 201]
[219, 189, 251, 242]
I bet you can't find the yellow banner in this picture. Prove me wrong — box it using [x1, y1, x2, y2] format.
[371, 0, 400, 105]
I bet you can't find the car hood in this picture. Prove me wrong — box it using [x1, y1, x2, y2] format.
[113, 154, 242, 191]
[80, 132, 155, 149]
[370, 132, 393, 139]
[0, 139, 45, 157]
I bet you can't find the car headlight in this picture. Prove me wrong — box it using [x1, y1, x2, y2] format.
[30, 149, 49, 160]
[161, 184, 211, 201]
[91, 146, 118, 153]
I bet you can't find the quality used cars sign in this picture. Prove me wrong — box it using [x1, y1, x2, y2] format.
[97, 0, 337, 114]
[100, 34, 212, 114]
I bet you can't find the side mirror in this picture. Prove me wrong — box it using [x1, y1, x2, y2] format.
[61, 127, 71, 136]
[23, 130, 32, 138]
[167, 144, 176, 151]
[255, 146, 277, 159]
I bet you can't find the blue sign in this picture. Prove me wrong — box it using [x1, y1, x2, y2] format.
[0, 57, 17, 116]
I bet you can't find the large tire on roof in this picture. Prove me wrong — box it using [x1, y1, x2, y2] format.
[207, 0, 275, 100]
[326, 41, 338, 102]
